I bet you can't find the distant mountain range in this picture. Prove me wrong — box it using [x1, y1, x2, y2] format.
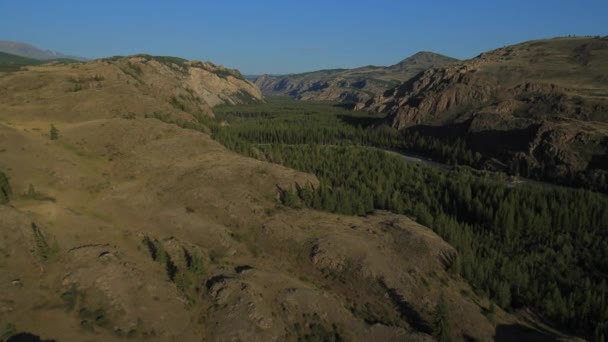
[0, 41, 87, 61]
[254, 52, 458, 103]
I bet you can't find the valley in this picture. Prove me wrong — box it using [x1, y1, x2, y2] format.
[0, 33, 607, 342]
[209, 98, 608, 340]
[0, 56, 535, 341]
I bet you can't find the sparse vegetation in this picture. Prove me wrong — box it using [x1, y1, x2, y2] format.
[0, 323, 17, 341]
[60, 285, 80, 311]
[294, 313, 344, 342]
[23, 184, 55, 202]
[143, 237, 206, 293]
[209, 248, 225, 264]
[67, 84, 83, 92]
[79, 307, 109, 331]
[170, 96, 187, 111]
[31, 223, 58, 261]
[143, 236, 168, 264]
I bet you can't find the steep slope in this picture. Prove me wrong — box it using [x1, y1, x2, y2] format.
[0, 41, 86, 61]
[361, 37, 608, 189]
[0, 54, 263, 123]
[0, 52, 539, 341]
[254, 52, 457, 103]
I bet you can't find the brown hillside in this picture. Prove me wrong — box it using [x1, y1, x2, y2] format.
[0, 55, 262, 123]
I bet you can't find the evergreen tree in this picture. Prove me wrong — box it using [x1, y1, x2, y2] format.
[0, 170, 11, 204]
[433, 293, 452, 342]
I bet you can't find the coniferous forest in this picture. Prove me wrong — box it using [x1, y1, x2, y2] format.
[156, 97, 608, 340]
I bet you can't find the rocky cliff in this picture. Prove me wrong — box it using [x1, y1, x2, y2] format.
[360, 37, 608, 188]
[254, 52, 457, 103]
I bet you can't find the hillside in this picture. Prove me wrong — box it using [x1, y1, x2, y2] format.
[0, 51, 43, 72]
[0, 41, 86, 61]
[360, 36, 608, 190]
[254, 52, 457, 103]
[0, 54, 263, 123]
[0, 55, 546, 341]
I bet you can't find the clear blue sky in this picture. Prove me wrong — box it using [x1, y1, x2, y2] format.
[1, 0, 606, 74]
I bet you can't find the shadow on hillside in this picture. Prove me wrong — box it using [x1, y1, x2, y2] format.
[404, 120, 472, 140]
[7, 333, 56, 342]
[333, 103, 357, 110]
[376, 279, 432, 334]
[468, 124, 542, 156]
[494, 324, 558, 342]
[589, 153, 608, 169]
[385, 286, 433, 334]
[337, 114, 386, 128]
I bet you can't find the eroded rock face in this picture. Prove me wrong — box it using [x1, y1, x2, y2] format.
[360, 37, 608, 184]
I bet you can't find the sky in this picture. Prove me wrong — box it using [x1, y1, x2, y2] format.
[1, 0, 607, 74]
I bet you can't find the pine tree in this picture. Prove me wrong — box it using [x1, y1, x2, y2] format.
[433, 293, 452, 342]
[0, 170, 11, 204]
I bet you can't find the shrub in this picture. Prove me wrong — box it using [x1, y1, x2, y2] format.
[50, 124, 59, 140]
[0, 171, 11, 204]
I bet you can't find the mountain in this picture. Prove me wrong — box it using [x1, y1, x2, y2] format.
[0, 40, 87, 61]
[254, 52, 458, 103]
[360, 36, 608, 190]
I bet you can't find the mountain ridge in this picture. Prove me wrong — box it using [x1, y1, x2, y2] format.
[254, 52, 458, 103]
[0, 40, 87, 61]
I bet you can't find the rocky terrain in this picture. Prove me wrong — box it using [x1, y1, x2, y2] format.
[360, 37, 608, 188]
[0, 54, 546, 341]
[254, 52, 457, 103]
